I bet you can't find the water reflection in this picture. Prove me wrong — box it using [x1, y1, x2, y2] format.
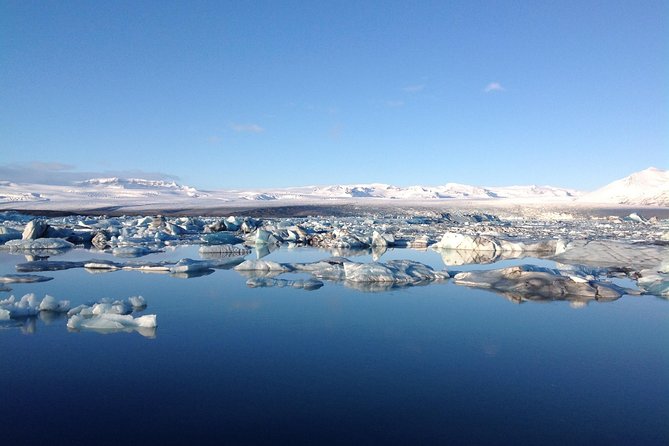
[0, 317, 36, 334]
[66, 324, 157, 338]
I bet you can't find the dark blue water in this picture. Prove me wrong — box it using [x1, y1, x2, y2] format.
[0, 247, 667, 445]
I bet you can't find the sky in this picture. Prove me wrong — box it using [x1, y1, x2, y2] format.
[1, 0, 667, 191]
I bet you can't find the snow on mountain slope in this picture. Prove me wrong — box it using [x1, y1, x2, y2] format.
[306, 182, 579, 200]
[0, 167, 667, 210]
[578, 167, 669, 206]
[75, 177, 206, 197]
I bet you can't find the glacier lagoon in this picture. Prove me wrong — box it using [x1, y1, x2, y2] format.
[1, 242, 667, 445]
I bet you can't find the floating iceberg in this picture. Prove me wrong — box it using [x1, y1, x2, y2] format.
[0, 293, 70, 319]
[234, 260, 293, 272]
[234, 257, 448, 291]
[67, 313, 156, 331]
[38, 294, 71, 312]
[169, 258, 214, 274]
[66, 296, 156, 337]
[432, 232, 561, 254]
[555, 240, 667, 270]
[200, 232, 244, 245]
[111, 246, 160, 257]
[343, 260, 449, 283]
[3, 238, 74, 251]
[15, 260, 85, 272]
[453, 265, 630, 303]
[0, 274, 53, 283]
[198, 244, 250, 255]
[246, 277, 324, 290]
[22, 220, 48, 240]
[637, 269, 669, 297]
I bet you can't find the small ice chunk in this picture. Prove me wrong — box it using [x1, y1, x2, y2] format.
[84, 260, 121, 270]
[38, 294, 71, 312]
[112, 246, 158, 257]
[127, 295, 147, 309]
[169, 258, 213, 273]
[234, 260, 292, 272]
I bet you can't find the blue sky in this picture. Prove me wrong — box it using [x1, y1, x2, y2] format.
[1, 0, 666, 190]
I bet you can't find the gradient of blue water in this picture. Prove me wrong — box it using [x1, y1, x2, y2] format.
[0, 247, 667, 445]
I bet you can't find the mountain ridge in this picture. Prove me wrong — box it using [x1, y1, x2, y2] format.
[1, 167, 667, 208]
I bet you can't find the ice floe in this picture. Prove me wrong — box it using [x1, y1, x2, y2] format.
[453, 265, 635, 304]
[246, 277, 324, 290]
[67, 296, 156, 337]
[0, 274, 53, 283]
[3, 238, 74, 252]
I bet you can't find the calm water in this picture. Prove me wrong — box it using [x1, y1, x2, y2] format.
[0, 246, 667, 445]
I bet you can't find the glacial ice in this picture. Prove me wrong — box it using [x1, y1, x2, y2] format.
[198, 244, 250, 255]
[234, 257, 448, 290]
[38, 294, 71, 312]
[169, 258, 214, 274]
[201, 232, 244, 245]
[637, 269, 669, 297]
[66, 296, 156, 337]
[2, 207, 668, 299]
[3, 238, 74, 251]
[453, 265, 630, 303]
[67, 313, 157, 330]
[111, 246, 160, 257]
[555, 240, 666, 270]
[235, 260, 293, 272]
[0, 225, 22, 244]
[432, 232, 561, 254]
[343, 260, 448, 283]
[0, 293, 71, 318]
[246, 277, 324, 290]
[0, 274, 53, 283]
[22, 220, 48, 240]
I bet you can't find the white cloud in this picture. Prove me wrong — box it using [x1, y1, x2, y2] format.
[403, 84, 425, 93]
[230, 123, 265, 133]
[386, 100, 405, 108]
[484, 82, 505, 93]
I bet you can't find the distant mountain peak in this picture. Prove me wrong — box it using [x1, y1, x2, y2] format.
[579, 167, 669, 206]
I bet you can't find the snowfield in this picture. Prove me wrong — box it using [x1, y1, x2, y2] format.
[0, 167, 666, 214]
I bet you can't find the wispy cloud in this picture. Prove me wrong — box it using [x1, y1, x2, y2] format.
[484, 82, 505, 93]
[403, 84, 425, 93]
[207, 135, 223, 144]
[0, 162, 179, 185]
[386, 100, 405, 108]
[230, 123, 265, 133]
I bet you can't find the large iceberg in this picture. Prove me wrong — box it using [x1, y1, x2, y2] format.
[432, 232, 561, 254]
[453, 265, 631, 303]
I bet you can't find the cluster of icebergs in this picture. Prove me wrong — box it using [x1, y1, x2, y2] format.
[0, 210, 667, 301]
[0, 293, 157, 337]
[231, 256, 656, 301]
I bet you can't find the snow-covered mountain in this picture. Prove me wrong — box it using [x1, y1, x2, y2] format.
[307, 183, 580, 200]
[578, 167, 669, 206]
[0, 168, 667, 210]
[75, 177, 206, 197]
